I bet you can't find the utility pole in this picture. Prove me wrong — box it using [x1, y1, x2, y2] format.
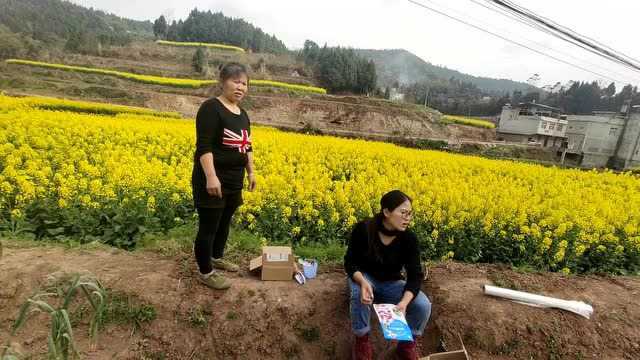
[611, 99, 632, 169]
[423, 87, 430, 107]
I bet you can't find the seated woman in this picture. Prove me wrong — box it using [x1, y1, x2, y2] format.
[344, 190, 432, 360]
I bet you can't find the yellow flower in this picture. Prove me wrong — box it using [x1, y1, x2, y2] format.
[1, 93, 639, 274]
[10, 209, 23, 220]
[80, 195, 91, 206]
[147, 196, 156, 212]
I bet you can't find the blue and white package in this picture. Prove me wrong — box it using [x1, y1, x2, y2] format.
[373, 304, 413, 341]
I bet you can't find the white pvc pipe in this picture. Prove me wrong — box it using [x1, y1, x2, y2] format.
[483, 285, 594, 319]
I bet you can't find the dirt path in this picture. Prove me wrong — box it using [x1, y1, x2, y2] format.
[1, 246, 639, 359]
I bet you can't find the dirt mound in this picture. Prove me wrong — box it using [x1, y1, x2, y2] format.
[1, 245, 638, 359]
[427, 263, 640, 360]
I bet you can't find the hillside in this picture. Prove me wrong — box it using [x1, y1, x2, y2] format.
[357, 48, 536, 95]
[0, 0, 153, 44]
[0, 36, 503, 144]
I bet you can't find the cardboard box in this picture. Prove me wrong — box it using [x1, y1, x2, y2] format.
[420, 336, 470, 360]
[249, 246, 295, 281]
[420, 349, 469, 360]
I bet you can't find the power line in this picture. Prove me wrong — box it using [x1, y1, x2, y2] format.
[405, 0, 629, 84]
[490, 0, 640, 66]
[466, 0, 640, 82]
[450, 0, 640, 83]
[477, 1, 640, 75]
[484, 0, 640, 73]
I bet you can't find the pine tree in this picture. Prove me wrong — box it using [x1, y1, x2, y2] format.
[153, 15, 168, 39]
[192, 47, 207, 74]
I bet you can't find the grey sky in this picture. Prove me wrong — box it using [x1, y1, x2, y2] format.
[73, 0, 640, 88]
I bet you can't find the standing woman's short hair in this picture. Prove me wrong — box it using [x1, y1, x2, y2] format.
[218, 62, 249, 83]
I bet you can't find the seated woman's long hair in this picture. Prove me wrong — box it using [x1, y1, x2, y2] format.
[366, 190, 412, 262]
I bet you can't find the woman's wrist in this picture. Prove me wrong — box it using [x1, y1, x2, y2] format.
[399, 291, 414, 305]
[353, 271, 366, 286]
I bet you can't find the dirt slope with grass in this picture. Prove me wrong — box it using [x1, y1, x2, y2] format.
[1, 243, 639, 360]
[0, 39, 496, 144]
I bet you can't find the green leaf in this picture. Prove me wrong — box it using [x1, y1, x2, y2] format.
[12, 299, 34, 334]
[29, 299, 56, 314]
[62, 275, 81, 309]
[46, 227, 66, 236]
[60, 310, 76, 351]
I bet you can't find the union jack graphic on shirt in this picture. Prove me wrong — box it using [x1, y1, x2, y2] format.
[222, 128, 252, 153]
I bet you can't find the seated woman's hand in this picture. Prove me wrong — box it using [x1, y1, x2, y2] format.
[396, 301, 409, 315]
[360, 280, 374, 305]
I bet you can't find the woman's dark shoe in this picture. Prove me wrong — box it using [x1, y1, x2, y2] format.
[396, 340, 418, 360]
[352, 333, 372, 360]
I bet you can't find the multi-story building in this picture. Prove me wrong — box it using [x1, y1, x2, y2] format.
[498, 102, 640, 169]
[497, 102, 568, 148]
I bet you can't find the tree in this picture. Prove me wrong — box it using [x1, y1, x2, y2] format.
[302, 40, 320, 62]
[0, 0, 142, 48]
[64, 28, 99, 54]
[511, 90, 523, 105]
[153, 15, 168, 39]
[299, 42, 378, 95]
[522, 91, 540, 104]
[192, 47, 207, 74]
[384, 86, 391, 100]
[604, 82, 616, 98]
[164, 9, 287, 53]
[0, 25, 28, 59]
[166, 20, 179, 40]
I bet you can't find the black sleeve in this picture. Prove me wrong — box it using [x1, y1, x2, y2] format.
[403, 232, 423, 297]
[344, 222, 367, 279]
[194, 100, 220, 160]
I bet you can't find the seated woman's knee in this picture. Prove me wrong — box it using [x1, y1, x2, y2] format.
[349, 279, 362, 301]
[412, 291, 431, 317]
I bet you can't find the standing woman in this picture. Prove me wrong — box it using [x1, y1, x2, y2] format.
[192, 62, 256, 290]
[345, 190, 431, 360]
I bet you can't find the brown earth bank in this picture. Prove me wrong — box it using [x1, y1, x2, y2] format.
[0, 60, 497, 143]
[1, 245, 639, 360]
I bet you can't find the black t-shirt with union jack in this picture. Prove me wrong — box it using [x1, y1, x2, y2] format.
[192, 97, 252, 207]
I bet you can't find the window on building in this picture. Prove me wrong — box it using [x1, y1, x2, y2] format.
[540, 122, 546, 129]
[557, 124, 564, 131]
[609, 127, 618, 136]
[549, 123, 555, 130]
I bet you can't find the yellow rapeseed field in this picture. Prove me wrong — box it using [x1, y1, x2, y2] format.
[442, 115, 496, 129]
[1, 95, 639, 273]
[156, 40, 245, 52]
[1, 94, 182, 118]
